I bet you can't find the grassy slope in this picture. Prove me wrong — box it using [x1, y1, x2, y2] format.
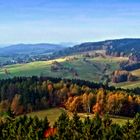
[2, 53, 140, 89]
[0, 55, 123, 82]
[112, 69, 140, 89]
[112, 81, 140, 89]
[26, 108, 133, 126]
[0, 58, 66, 79]
[132, 69, 140, 77]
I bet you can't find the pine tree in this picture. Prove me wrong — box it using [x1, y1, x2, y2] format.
[130, 113, 140, 140]
[122, 120, 133, 140]
[68, 112, 83, 140]
[55, 112, 70, 140]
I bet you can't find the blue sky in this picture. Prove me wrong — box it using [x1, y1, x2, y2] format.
[0, 0, 140, 44]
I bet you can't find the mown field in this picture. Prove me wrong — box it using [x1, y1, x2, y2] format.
[26, 108, 133, 126]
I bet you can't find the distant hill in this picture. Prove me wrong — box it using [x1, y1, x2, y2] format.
[0, 43, 66, 56]
[1, 39, 140, 59]
[52, 38, 140, 59]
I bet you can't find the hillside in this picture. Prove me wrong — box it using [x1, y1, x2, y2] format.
[1, 38, 140, 58]
[52, 38, 140, 59]
[1, 38, 140, 89]
[112, 69, 140, 89]
[1, 53, 140, 89]
[0, 53, 126, 83]
[0, 43, 66, 66]
[0, 43, 65, 56]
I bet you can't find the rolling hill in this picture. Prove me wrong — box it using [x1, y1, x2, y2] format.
[0, 53, 126, 84]
[0, 43, 66, 56]
[1, 38, 140, 89]
[52, 38, 140, 58]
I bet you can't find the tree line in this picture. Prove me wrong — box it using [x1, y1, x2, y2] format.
[0, 76, 140, 117]
[1, 112, 140, 139]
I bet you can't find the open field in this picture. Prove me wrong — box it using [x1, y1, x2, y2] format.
[132, 69, 140, 77]
[111, 68, 140, 89]
[26, 108, 133, 126]
[111, 116, 133, 125]
[112, 80, 140, 89]
[1, 53, 140, 89]
[26, 108, 65, 126]
[0, 58, 67, 79]
[0, 55, 124, 82]
[91, 56, 128, 63]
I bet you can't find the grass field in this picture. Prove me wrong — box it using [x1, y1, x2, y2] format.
[0, 58, 67, 79]
[25, 108, 65, 126]
[91, 56, 128, 63]
[112, 68, 140, 89]
[26, 108, 133, 126]
[132, 69, 140, 77]
[0, 55, 123, 82]
[1, 54, 139, 89]
[112, 81, 140, 89]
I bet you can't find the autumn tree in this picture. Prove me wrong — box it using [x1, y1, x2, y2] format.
[11, 94, 24, 115]
[92, 88, 106, 115]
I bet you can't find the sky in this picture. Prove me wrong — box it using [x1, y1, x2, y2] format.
[0, 0, 140, 44]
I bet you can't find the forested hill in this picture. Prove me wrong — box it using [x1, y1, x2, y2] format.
[0, 43, 65, 56]
[52, 38, 140, 58]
